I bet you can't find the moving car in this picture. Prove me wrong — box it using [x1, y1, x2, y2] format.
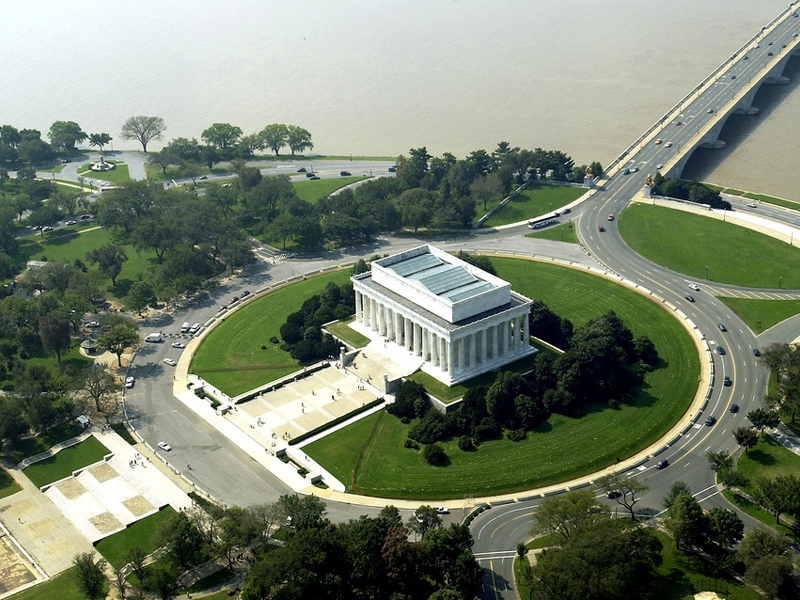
[607, 214, 614, 221]
[388, 166, 396, 172]
[705, 416, 717, 426]
[707, 108, 714, 113]
[730, 403, 739, 413]
[631, 166, 639, 172]
[622, 168, 630, 175]
[435, 507, 450, 514]
[747, 202, 757, 208]
[163, 358, 177, 366]
[717, 346, 726, 355]
[305, 172, 315, 178]
[297, 167, 306, 172]
[723, 376, 732, 386]
[654, 138, 663, 145]
[125, 376, 134, 388]
[172, 342, 185, 349]
[598, 225, 605, 232]
[665, 142, 673, 148]
[685, 295, 694, 302]
[340, 171, 351, 176]
[753, 348, 761, 357]
[688, 283, 700, 291]
[674, 120, 682, 126]
[656, 164, 664, 170]
[158, 441, 172, 451]
[605, 489, 622, 499]
[310, 175, 320, 180]
[145, 332, 162, 342]
[718, 323, 727, 332]
[656, 459, 669, 469]
[65, 219, 77, 225]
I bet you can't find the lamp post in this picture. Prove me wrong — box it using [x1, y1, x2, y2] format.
[780, 275, 782, 289]
[705, 265, 709, 280]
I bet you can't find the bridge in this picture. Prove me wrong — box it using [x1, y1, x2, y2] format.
[605, 3, 800, 183]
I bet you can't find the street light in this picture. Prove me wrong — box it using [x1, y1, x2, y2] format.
[705, 265, 709, 280]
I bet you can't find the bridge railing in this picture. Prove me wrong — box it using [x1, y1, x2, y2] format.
[605, 4, 793, 176]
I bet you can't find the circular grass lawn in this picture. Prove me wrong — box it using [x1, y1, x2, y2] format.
[619, 203, 800, 289]
[304, 258, 701, 499]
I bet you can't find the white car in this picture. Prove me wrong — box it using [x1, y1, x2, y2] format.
[747, 202, 757, 208]
[157, 441, 172, 451]
[171, 342, 186, 349]
[65, 219, 77, 226]
[688, 283, 700, 291]
[125, 376, 134, 388]
[163, 357, 177, 366]
[665, 141, 673, 148]
[435, 507, 450, 514]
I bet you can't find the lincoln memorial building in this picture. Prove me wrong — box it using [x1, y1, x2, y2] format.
[350, 245, 536, 386]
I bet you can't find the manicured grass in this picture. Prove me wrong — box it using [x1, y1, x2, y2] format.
[325, 317, 370, 349]
[721, 489, 795, 537]
[306, 258, 699, 498]
[292, 176, 369, 204]
[22, 338, 93, 381]
[190, 270, 351, 396]
[95, 505, 177, 569]
[76, 161, 131, 183]
[15, 227, 159, 301]
[524, 221, 579, 244]
[482, 183, 585, 228]
[620, 203, 800, 289]
[10, 567, 84, 600]
[721, 187, 745, 196]
[718, 296, 800, 334]
[0, 466, 21, 499]
[23, 436, 110, 487]
[736, 435, 800, 491]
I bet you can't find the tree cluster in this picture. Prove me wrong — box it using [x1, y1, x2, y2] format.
[278, 281, 354, 363]
[760, 342, 800, 423]
[522, 490, 663, 600]
[651, 173, 731, 210]
[389, 309, 656, 463]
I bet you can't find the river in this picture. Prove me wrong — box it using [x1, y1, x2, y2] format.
[0, 0, 796, 198]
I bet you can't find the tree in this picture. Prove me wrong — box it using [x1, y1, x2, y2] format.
[97, 325, 139, 368]
[121, 116, 166, 152]
[407, 505, 442, 538]
[86, 245, 128, 286]
[83, 365, 122, 418]
[277, 493, 328, 531]
[286, 125, 313, 155]
[38, 311, 71, 362]
[146, 564, 179, 600]
[747, 408, 780, 434]
[662, 481, 692, 510]
[663, 491, 707, 550]
[155, 511, 206, 570]
[738, 527, 791, 569]
[201, 122, 243, 153]
[595, 474, 648, 520]
[705, 507, 743, 550]
[88, 133, 112, 153]
[259, 123, 289, 155]
[423, 442, 447, 465]
[124, 280, 156, 315]
[470, 173, 504, 211]
[733, 426, 759, 453]
[73, 552, 107, 600]
[533, 489, 608, 541]
[706, 450, 733, 474]
[753, 475, 800, 524]
[48, 120, 87, 154]
[126, 546, 149, 586]
[746, 554, 793, 600]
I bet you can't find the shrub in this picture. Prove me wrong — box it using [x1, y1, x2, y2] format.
[423, 443, 447, 466]
[458, 435, 474, 451]
[404, 439, 419, 450]
[506, 428, 527, 442]
[261, 344, 267, 350]
[408, 409, 446, 444]
[269, 336, 279, 344]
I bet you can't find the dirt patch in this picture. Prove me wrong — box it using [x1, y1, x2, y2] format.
[89, 511, 123, 535]
[56, 478, 86, 500]
[26, 518, 57, 538]
[122, 495, 154, 517]
[0, 534, 37, 593]
[88, 462, 118, 483]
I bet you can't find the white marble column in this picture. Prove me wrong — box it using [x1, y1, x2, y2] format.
[469, 333, 476, 368]
[501, 321, 508, 355]
[447, 342, 454, 378]
[395, 312, 403, 344]
[414, 323, 422, 356]
[440, 337, 448, 371]
[480, 329, 488, 364]
[522, 313, 529, 349]
[422, 327, 429, 361]
[431, 332, 439, 366]
[405, 319, 413, 351]
[355, 291, 362, 322]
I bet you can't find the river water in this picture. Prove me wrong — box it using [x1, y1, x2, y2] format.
[1, 0, 797, 198]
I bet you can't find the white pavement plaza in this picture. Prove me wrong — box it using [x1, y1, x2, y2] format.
[43, 430, 191, 544]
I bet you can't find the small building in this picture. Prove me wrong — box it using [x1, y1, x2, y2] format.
[351, 244, 536, 386]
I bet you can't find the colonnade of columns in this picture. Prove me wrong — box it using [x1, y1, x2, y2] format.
[355, 290, 530, 379]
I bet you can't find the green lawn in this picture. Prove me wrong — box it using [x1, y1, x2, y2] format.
[20, 338, 93, 384]
[0, 466, 20, 499]
[524, 221, 579, 244]
[190, 269, 351, 395]
[95, 505, 177, 569]
[325, 317, 370, 349]
[306, 258, 700, 499]
[718, 297, 800, 334]
[23, 436, 110, 487]
[742, 191, 800, 211]
[8, 422, 85, 464]
[481, 183, 585, 228]
[736, 435, 800, 492]
[619, 203, 800, 289]
[292, 176, 369, 204]
[76, 161, 131, 183]
[10, 567, 85, 600]
[15, 227, 159, 301]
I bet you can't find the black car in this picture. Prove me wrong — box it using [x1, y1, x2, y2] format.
[297, 167, 307, 172]
[305, 172, 315, 178]
[310, 175, 320, 180]
[718, 323, 727, 332]
[717, 346, 726, 355]
[340, 171, 351, 177]
[388, 166, 397, 172]
[753, 348, 761, 357]
[605, 489, 622, 499]
[656, 459, 669, 470]
[730, 403, 739, 413]
[241, 290, 250, 298]
[723, 376, 732, 386]
[685, 295, 694, 302]
[705, 416, 717, 426]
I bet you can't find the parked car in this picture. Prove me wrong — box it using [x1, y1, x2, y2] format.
[340, 171, 351, 176]
[125, 376, 134, 388]
[435, 507, 450, 514]
[241, 290, 251, 298]
[229, 296, 239, 304]
[158, 441, 172, 451]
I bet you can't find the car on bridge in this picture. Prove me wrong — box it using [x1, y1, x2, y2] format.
[730, 403, 740, 413]
[717, 346, 726, 355]
[655, 138, 663, 145]
[688, 283, 700, 291]
[685, 295, 694, 302]
[674, 120, 682, 126]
